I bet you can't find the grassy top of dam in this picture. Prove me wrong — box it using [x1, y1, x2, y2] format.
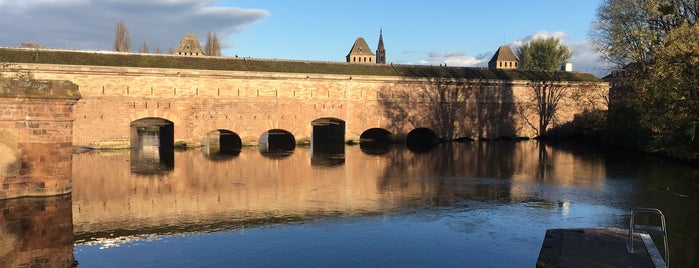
[1, 47, 601, 82]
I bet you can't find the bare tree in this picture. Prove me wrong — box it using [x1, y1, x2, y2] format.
[20, 42, 46, 49]
[153, 46, 162, 54]
[205, 31, 221, 56]
[168, 47, 175, 54]
[138, 42, 149, 53]
[113, 20, 131, 52]
[519, 73, 569, 137]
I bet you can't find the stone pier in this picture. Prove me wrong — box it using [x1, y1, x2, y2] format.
[0, 78, 80, 200]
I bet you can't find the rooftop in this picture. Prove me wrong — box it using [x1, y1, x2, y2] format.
[0, 47, 600, 82]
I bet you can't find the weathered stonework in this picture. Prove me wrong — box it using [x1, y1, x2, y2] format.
[3, 63, 607, 149]
[0, 79, 80, 200]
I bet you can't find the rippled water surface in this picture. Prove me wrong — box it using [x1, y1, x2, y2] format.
[3, 141, 698, 267]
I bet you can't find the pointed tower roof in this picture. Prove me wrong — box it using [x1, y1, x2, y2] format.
[176, 33, 204, 55]
[347, 37, 375, 57]
[377, 29, 385, 49]
[488, 45, 518, 69]
[489, 45, 517, 63]
[376, 29, 386, 64]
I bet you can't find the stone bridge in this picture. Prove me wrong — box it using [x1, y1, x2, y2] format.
[1, 49, 608, 155]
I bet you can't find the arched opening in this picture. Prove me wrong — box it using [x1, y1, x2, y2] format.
[311, 117, 345, 166]
[406, 127, 438, 153]
[259, 129, 295, 158]
[129, 117, 174, 175]
[202, 129, 242, 160]
[360, 128, 394, 155]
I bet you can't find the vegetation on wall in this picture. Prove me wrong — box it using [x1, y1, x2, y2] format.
[0, 47, 600, 82]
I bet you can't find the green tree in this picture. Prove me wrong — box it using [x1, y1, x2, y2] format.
[636, 23, 699, 158]
[592, 0, 699, 163]
[590, 0, 698, 65]
[516, 37, 571, 71]
[113, 20, 131, 52]
[516, 37, 572, 137]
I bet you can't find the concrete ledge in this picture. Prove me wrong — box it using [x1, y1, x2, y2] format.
[537, 228, 665, 268]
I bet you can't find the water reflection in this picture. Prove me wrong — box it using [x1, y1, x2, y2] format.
[0, 195, 74, 268]
[67, 141, 699, 267]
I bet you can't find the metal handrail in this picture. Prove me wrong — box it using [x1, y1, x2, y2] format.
[627, 207, 669, 267]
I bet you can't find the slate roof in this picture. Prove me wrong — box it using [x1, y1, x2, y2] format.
[347, 37, 375, 56]
[176, 33, 204, 55]
[489, 45, 518, 64]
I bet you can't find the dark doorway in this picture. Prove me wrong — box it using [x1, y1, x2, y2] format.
[311, 118, 345, 166]
[406, 127, 439, 153]
[202, 130, 242, 160]
[129, 117, 175, 175]
[259, 129, 295, 158]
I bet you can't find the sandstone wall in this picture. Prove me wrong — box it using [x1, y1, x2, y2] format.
[0, 79, 79, 199]
[5, 64, 608, 148]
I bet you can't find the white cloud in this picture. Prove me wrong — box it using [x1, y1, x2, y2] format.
[416, 50, 488, 67]
[411, 30, 611, 76]
[0, 0, 269, 53]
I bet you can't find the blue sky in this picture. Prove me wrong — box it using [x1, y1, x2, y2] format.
[224, 1, 602, 64]
[0, 0, 610, 76]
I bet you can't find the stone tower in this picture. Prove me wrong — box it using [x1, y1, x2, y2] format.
[488, 45, 518, 70]
[376, 29, 386, 64]
[346, 37, 375, 64]
[175, 33, 204, 56]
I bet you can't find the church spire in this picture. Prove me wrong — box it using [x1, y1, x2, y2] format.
[376, 28, 386, 64]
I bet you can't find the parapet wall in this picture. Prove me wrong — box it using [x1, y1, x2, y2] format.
[0, 79, 80, 199]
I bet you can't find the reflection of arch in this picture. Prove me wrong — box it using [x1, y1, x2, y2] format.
[202, 129, 242, 160]
[259, 129, 295, 152]
[129, 117, 174, 175]
[406, 127, 438, 153]
[359, 128, 394, 155]
[311, 117, 345, 166]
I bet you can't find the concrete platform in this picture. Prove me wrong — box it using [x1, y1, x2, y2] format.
[537, 228, 666, 268]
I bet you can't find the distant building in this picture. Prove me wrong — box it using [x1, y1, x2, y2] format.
[175, 33, 204, 56]
[561, 62, 573, 72]
[488, 45, 518, 70]
[346, 37, 375, 64]
[376, 29, 386, 64]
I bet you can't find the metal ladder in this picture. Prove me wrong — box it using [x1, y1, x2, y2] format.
[627, 207, 669, 267]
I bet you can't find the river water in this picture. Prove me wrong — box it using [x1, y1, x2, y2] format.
[2, 141, 698, 267]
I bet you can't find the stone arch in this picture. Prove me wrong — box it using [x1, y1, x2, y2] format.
[311, 117, 345, 166]
[129, 117, 174, 148]
[406, 127, 438, 152]
[359, 128, 394, 155]
[259, 129, 295, 156]
[202, 129, 242, 160]
[311, 117, 345, 149]
[129, 117, 174, 175]
[360, 128, 393, 143]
